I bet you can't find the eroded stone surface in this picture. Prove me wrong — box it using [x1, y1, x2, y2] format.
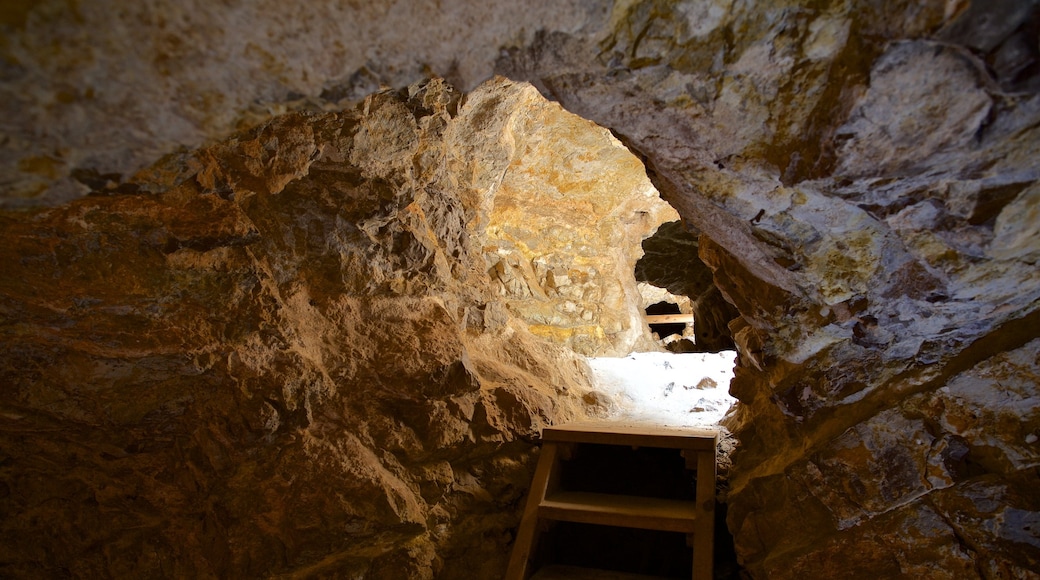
[0, 77, 666, 578]
[5, 0, 1040, 578]
[496, 1, 1040, 576]
[0, 0, 609, 207]
[476, 82, 675, 355]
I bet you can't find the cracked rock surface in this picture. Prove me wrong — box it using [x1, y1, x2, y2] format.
[0, 77, 669, 578]
[3, 0, 1040, 577]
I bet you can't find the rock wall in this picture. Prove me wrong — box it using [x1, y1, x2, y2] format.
[4, 0, 1040, 578]
[483, 94, 676, 356]
[497, 0, 1040, 576]
[0, 77, 666, 578]
[0, 0, 606, 207]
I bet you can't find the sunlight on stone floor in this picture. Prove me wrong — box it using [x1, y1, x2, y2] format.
[586, 351, 738, 428]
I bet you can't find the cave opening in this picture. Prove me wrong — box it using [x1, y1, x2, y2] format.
[538, 185, 740, 577]
[476, 92, 739, 428]
[514, 130, 743, 576]
[579, 213, 739, 431]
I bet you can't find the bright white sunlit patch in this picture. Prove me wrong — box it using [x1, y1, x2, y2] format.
[586, 350, 738, 428]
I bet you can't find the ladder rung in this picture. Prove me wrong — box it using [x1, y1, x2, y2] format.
[543, 422, 717, 451]
[539, 491, 698, 533]
[645, 313, 694, 324]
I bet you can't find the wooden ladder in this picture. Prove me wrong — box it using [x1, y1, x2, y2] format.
[507, 421, 718, 580]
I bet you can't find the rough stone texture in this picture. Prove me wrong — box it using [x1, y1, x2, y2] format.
[478, 86, 676, 356]
[5, 0, 1040, 578]
[0, 77, 664, 578]
[0, 0, 609, 207]
[496, 1, 1040, 576]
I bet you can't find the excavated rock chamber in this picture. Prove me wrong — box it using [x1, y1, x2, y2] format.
[4, 0, 1040, 578]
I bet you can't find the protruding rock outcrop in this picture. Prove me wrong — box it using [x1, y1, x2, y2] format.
[0, 77, 670, 578]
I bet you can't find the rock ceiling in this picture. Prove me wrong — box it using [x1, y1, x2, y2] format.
[2, 0, 1040, 577]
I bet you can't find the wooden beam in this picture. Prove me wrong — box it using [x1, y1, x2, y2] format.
[543, 422, 718, 451]
[645, 313, 694, 324]
[539, 491, 699, 534]
[507, 442, 561, 580]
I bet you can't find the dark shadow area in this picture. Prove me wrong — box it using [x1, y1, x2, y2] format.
[528, 443, 743, 579]
[558, 443, 694, 500]
[536, 522, 692, 578]
[534, 443, 694, 578]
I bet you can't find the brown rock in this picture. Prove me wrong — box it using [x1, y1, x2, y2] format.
[4, 0, 1040, 578]
[0, 77, 653, 578]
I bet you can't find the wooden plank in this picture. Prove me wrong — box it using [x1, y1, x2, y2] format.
[507, 442, 561, 580]
[539, 491, 698, 534]
[645, 313, 694, 324]
[542, 421, 717, 451]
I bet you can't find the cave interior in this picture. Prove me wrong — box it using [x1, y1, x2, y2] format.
[2, 0, 1040, 579]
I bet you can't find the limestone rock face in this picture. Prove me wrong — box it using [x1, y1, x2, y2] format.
[0, 77, 660, 578]
[482, 85, 676, 355]
[0, 0, 607, 207]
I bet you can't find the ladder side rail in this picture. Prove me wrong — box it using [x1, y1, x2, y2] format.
[507, 442, 561, 580]
[692, 448, 716, 580]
